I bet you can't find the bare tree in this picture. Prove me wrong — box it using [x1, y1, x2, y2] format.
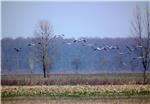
[131, 4, 150, 84]
[33, 21, 55, 78]
[71, 58, 81, 74]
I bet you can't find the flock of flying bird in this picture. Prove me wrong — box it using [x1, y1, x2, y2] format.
[65, 38, 143, 57]
[13, 34, 144, 66]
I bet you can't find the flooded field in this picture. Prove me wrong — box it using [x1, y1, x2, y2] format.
[2, 97, 150, 104]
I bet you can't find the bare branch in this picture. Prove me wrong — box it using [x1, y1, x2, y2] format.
[33, 20, 55, 78]
[131, 4, 150, 84]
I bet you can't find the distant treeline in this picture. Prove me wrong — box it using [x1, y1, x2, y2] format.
[1, 37, 146, 74]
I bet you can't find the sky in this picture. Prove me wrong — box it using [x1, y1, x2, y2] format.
[1, 1, 148, 39]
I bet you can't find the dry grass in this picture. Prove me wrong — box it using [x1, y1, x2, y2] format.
[2, 73, 150, 85]
[2, 85, 150, 97]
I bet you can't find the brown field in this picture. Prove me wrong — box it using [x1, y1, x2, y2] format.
[2, 73, 150, 85]
[2, 96, 150, 104]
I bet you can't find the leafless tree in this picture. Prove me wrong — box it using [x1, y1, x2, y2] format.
[131, 4, 150, 84]
[71, 58, 81, 74]
[33, 21, 55, 78]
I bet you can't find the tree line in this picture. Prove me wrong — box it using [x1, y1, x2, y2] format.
[1, 5, 150, 84]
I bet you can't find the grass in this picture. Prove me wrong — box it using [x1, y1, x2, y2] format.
[1, 73, 150, 85]
[2, 85, 150, 98]
[2, 73, 150, 98]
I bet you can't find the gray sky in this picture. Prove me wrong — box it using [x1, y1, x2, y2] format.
[2, 1, 148, 38]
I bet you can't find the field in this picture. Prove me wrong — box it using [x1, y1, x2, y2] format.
[1, 73, 150, 85]
[2, 73, 150, 98]
[2, 96, 150, 104]
[2, 85, 150, 97]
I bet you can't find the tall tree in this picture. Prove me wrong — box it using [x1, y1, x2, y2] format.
[34, 21, 55, 78]
[131, 4, 150, 84]
[71, 58, 81, 74]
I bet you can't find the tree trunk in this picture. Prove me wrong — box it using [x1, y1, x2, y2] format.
[143, 68, 147, 84]
[143, 63, 147, 84]
[75, 65, 78, 74]
[43, 64, 47, 78]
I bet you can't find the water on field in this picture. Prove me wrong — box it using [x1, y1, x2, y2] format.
[2, 97, 150, 104]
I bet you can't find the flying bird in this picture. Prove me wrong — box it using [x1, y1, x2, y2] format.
[73, 40, 77, 43]
[28, 43, 35, 46]
[136, 45, 143, 48]
[28, 42, 41, 47]
[92, 46, 107, 51]
[117, 51, 131, 55]
[107, 45, 119, 50]
[66, 42, 72, 45]
[55, 34, 65, 38]
[126, 45, 144, 52]
[14, 48, 22, 52]
[130, 45, 139, 51]
[73, 39, 87, 43]
[115, 46, 120, 50]
[133, 56, 144, 60]
[118, 52, 124, 55]
[83, 43, 108, 52]
[60, 34, 65, 37]
[38, 42, 41, 45]
[122, 62, 127, 66]
[126, 46, 134, 52]
[64, 39, 86, 45]
[85, 43, 93, 47]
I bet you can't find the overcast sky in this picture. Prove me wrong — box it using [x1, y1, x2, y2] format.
[2, 1, 148, 38]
